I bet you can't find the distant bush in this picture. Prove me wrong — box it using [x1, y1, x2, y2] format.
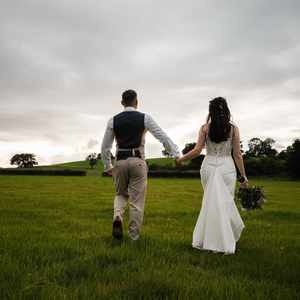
[86, 153, 99, 169]
[0, 169, 86, 176]
[148, 161, 204, 171]
[147, 163, 160, 170]
[186, 154, 205, 170]
[148, 163, 176, 171]
[182, 144, 205, 170]
[244, 157, 287, 176]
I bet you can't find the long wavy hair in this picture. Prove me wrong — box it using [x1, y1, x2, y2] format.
[206, 97, 232, 143]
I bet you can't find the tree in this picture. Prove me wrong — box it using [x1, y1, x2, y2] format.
[245, 138, 262, 157]
[287, 139, 300, 178]
[182, 143, 196, 155]
[162, 149, 171, 157]
[245, 137, 277, 158]
[10, 153, 38, 168]
[240, 141, 244, 155]
[277, 149, 288, 160]
[261, 138, 278, 157]
[86, 153, 98, 169]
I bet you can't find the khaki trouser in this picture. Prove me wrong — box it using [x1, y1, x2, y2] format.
[112, 157, 148, 240]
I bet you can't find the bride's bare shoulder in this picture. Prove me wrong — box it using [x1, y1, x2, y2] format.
[230, 122, 240, 137]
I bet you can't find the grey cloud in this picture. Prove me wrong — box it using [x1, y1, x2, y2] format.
[87, 139, 99, 149]
[0, 0, 300, 165]
[0, 109, 106, 145]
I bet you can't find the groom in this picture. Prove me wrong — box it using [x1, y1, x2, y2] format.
[101, 89, 180, 241]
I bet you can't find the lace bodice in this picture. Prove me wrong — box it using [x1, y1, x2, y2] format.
[206, 126, 233, 157]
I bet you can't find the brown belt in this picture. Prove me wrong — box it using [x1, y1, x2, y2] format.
[116, 149, 142, 161]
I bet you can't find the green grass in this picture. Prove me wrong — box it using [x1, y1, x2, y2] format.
[45, 160, 94, 169]
[38, 157, 173, 176]
[0, 175, 299, 299]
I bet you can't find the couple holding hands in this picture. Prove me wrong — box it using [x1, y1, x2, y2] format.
[101, 90, 247, 254]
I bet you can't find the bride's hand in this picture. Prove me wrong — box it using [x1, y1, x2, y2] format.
[240, 181, 249, 189]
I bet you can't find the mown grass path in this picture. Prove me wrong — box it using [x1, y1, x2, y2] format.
[0, 176, 299, 299]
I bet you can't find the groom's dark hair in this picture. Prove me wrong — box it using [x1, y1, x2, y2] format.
[122, 89, 137, 106]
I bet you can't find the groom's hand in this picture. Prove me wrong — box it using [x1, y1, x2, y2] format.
[106, 168, 113, 176]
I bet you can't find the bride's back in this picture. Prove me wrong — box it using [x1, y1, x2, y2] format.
[205, 124, 234, 157]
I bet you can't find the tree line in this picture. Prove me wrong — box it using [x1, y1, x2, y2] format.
[8, 137, 300, 178]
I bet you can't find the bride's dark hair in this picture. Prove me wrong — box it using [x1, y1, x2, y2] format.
[206, 97, 232, 143]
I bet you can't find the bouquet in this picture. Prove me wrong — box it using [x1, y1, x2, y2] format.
[236, 186, 266, 210]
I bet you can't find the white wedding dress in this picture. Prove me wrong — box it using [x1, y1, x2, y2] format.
[192, 126, 245, 254]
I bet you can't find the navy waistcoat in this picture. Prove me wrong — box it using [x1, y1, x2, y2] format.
[113, 111, 145, 149]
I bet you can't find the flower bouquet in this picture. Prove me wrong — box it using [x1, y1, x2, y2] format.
[236, 186, 266, 210]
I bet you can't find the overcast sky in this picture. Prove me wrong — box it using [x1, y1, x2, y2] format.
[0, 0, 300, 167]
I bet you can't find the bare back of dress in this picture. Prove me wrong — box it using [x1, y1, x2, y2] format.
[205, 125, 234, 157]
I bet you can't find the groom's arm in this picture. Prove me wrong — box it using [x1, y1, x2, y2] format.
[101, 118, 114, 172]
[145, 114, 180, 157]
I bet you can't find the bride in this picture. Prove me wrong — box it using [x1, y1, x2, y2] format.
[176, 97, 248, 254]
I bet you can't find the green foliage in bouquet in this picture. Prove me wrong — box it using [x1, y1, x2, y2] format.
[236, 186, 266, 210]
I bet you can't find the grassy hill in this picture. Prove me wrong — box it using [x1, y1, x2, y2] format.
[39, 160, 99, 170]
[37, 160, 104, 176]
[37, 157, 174, 176]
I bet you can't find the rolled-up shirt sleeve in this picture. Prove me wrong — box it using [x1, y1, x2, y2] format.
[145, 114, 180, 157]
[101, 118, 114, 171]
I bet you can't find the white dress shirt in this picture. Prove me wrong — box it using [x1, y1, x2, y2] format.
[101, 106, 180, 171]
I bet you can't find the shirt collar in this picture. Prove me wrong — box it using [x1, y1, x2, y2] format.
[124, 106, 137, 112]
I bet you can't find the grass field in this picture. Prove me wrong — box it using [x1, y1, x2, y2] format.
[0, 173, 300, 299]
